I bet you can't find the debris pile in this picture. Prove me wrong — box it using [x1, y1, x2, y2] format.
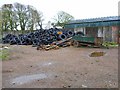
[2, 28, 75, 47]
[37, 44, 60, 51]
[37, 37, 72, 50]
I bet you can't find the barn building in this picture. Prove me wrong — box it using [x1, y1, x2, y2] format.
[65, 16, 120, 43]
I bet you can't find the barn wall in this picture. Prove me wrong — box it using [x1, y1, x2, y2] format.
[65, 22, 119, 43]
[103, 26, 112, 42]
[112, 26, 118, 42]
[85, 26, 118, 42]
[74, 27, 85, 33]
[98, 27, 103, 37]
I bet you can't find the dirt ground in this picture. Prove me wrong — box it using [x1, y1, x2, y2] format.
[2, 45, 118, 88]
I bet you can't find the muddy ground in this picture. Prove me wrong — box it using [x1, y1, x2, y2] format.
[2, 45, 118, 88]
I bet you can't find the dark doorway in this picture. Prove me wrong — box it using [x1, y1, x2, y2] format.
[86, 27, 98, 37]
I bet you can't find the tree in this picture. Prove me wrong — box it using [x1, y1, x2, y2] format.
[1, 4, 12, 32]
[53, 11, 74, 28]
[27, 5, 44, 30]
[1, 4, 19, 32]
[14, 3, 29, 33]
[0, 8, 2, 34]
[14, 3, 44, 32]
[34, 10, 44, 30]
[6, 4, 16, 31]
[0, 2, 44, 34]
[26, 5, 36, 31]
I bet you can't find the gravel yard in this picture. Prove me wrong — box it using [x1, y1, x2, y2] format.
[2, 45, 118, 88]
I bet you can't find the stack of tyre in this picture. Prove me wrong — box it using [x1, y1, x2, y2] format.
[2, 28, 75, 46]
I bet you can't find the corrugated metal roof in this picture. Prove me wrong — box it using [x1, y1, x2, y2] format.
[68, 16, 120, 24]
[65, 16, 120, 28]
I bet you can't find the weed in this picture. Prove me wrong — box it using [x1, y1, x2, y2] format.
[0, 48, 9, 60]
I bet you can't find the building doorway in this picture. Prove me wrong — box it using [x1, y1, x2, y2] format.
[85, 27, 98, 37]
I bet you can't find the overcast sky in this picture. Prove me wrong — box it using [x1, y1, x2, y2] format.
[0, 0, 119, 24]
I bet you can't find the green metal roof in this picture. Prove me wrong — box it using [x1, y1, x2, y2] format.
[65, 16, 120, 28]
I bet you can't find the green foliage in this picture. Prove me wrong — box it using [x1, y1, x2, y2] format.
[102, 42, 118, 47]
[0, 48, 9, 61]
[1, 4, 15, 32]
[0, 3, 44, 34]
[0, 9, 2, 33]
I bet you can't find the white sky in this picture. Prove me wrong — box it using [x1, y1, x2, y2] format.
[0, 0, 119, 24]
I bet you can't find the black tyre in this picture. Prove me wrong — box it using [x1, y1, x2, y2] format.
[67, 30, 74, 37]
[59, 34, 67, 40]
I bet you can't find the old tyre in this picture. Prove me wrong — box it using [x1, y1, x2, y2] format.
[67, 30, 74, 37]
[75, 31, 85, 36]
[59, 34, 67, 40]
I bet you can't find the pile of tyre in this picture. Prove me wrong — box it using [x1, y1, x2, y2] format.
[2, 28, 75, 46]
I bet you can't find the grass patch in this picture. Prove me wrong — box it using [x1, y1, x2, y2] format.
[102, 42, 118, 48]
[0, 48, 10, 61]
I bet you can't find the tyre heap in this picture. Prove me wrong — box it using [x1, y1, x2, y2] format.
[2, 28, 75, 46]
